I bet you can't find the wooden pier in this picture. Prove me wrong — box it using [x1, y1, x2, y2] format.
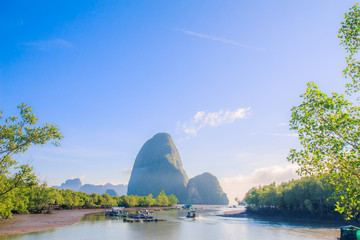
[105, 207, 166, 223]
[122, 218, 165, 223]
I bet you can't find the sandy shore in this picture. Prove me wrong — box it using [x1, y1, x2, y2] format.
[0, 209, 104, 236]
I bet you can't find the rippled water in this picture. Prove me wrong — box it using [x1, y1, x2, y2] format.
[0, 207, 340, 240]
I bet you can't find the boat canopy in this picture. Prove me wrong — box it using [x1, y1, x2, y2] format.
[112, 207, 124, 211]
[340, 225, 360, 240]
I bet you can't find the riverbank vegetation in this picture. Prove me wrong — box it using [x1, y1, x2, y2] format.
[1, 183, 178, 219]
[244, 175, 354, 220]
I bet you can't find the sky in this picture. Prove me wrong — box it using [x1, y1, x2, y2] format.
[0, 0, 357, 203]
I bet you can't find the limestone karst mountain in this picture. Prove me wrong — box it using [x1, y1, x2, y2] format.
[186, 172, 229, 205]
[127, 133, 189, 202]
[127, 133, 229, 204]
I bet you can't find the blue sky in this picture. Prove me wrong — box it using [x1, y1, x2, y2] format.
[0, 0, 356, 202]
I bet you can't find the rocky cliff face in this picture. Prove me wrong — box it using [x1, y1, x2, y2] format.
[186, 172, 229, 205]
[127, 133, 189, 202]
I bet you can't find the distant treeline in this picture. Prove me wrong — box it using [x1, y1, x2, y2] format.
[244, 176, 339, 216]
[0, 183, 178, 219]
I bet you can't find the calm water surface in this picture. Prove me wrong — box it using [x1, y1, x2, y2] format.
[0, 207, 340, 240]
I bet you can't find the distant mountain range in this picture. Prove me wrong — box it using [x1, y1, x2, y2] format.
[53, 133, 229, 204]
[52, 178, 127, 196]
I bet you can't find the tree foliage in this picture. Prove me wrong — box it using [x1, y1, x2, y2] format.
[0, 103, 63, 218]
[339, 3, 360, 95]
[115, 191, 178, 208]
[245, 176, 336, 215]
[288, 4, 360, 220]
[155, 190, 170, 206]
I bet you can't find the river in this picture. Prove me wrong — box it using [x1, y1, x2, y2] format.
[0, 207, 340, 240]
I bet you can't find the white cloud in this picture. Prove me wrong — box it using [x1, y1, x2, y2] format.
[271, 133, 298, 137]
[178, 107, 251, 136]
[121, 168, 132, 175]
[24, 38, 72, 50]
[278, 122, 288, 127]
[172, 28, 264, 50]
[220, 164, 300, 204]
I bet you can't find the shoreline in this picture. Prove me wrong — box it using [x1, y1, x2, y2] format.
[0, 206, 180, 236]
[218, 209, 358, 227]
[0, 209, 104, 236]
[122, 206, 180, 211]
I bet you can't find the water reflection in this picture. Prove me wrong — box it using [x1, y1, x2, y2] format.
[81, 213, 106, 222]
[0, 208, 340, 240]
[0, 228, 58, 240]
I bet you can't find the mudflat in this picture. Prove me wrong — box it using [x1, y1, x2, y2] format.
[0, 209, 104, 236]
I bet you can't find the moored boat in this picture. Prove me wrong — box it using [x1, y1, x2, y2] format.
[182, 204, 193, 210]
[105, 206, 124, 217]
